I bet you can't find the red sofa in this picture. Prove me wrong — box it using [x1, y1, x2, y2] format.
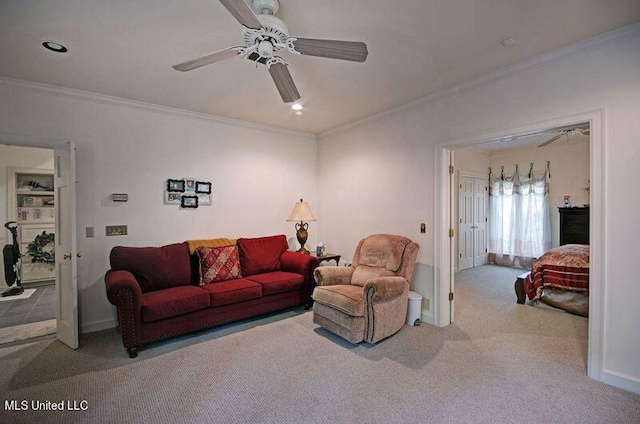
[105, 234, 319, 357]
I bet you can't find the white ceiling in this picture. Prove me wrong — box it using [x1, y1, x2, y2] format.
[1, 0, 639, 134]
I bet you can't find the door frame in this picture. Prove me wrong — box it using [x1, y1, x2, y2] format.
[434, 109, 605, 382]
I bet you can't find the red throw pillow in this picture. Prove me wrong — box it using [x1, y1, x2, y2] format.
[237, 235, 288, 277]
[197, 246, 242, 285]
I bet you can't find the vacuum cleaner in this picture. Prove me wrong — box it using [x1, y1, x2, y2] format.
[2, 221, 24, 297]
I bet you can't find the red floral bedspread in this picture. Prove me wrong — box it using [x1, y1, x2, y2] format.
[524, 244, 590, 301]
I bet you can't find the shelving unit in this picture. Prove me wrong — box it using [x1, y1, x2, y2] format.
[7, 167, 56, 285]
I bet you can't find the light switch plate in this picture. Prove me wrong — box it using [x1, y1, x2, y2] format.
[86, 227, 94, 238]
[106, 225, 128, 236]
[420, 223, 426, 233]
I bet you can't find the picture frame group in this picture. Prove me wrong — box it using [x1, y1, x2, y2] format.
[164, 178, 212, 208]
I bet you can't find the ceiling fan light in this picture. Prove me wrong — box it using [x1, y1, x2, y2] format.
[258, 40, 274, 57]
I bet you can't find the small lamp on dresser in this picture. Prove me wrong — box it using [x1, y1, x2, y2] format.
[287, 198, 317, 254]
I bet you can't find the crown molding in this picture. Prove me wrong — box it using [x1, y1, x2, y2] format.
[319, 21, 640, 139]
[0, 77, 317, 141]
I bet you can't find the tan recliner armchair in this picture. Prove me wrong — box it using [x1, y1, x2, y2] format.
[312, 234, 419, 344]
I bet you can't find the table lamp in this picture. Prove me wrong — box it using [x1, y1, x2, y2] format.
[287, 198, 317, 254]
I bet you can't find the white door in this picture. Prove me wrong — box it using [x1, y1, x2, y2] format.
[458, 174, 488, 270]
[458, 176, 474, 270]
[54, 142, 78, 349]
[473, 178, 488, 267]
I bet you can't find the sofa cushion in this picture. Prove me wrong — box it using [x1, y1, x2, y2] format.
[110, 242, 191, 293]
[246, 271, 305, 295]
[351, 265, 396, 287]
[237, 235, 288, 277]
[312, 285, 364, 317]
[201, 278, 263, 307]
[197, 245, 242, 285]
[141, 285, 210, 323]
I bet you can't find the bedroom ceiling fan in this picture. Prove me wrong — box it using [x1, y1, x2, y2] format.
[538, 126, 590, 148]
[172, 0, 369, 103]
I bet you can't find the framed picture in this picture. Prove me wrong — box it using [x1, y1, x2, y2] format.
[197, 193, 212, 205]
[167, 179, 185, 193]
[164, 191, 182, 204]
[184, 178, 196, 192]
[195, 181, 211, 194]
[181, 195, 199, 209]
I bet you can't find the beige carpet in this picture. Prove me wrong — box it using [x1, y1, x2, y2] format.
[0, 319, 56, 345]
[0, 265, 638, 423]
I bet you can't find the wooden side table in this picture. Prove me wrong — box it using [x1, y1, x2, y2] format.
[312, 252, 341, 266]
[304, 252, 342, 310]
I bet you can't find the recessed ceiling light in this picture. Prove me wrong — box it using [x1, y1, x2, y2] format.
[290, 103, 304, 111]
[501, 37, 517, 47]
[42, 41, 68, 53]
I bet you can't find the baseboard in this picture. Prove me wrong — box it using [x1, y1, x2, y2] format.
[601, 369, 640, 395]
[80, 318, 116, 334]
[421, 309, 435, 326]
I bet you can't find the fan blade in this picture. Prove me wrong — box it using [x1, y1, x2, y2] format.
[293, 38, 368, 62]
[218, 0, 262, 29]
[538, 134, 563, 148]
[268, 63, 300, 103]
[172, 48, 238, 72]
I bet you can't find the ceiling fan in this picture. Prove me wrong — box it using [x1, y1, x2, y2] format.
[172, 0, 369, 103]
[538, 126, 590, 147]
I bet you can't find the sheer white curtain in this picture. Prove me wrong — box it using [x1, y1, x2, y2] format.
[488, 168, 551, 259]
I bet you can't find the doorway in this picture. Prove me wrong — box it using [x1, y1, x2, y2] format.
[0, 144, 57, 343]
[435, 110, 605, 381]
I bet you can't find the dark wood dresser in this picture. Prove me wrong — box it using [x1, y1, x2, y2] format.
[558, 207, 590, 245]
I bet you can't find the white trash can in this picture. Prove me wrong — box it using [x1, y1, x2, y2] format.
[406, 291, 423, 326]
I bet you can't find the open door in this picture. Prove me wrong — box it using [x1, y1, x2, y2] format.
[54, 142, 78, 349]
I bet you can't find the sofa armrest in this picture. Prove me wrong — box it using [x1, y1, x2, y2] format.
[280, 251, 319, 287]
[314, 266, 354, 286]
[105, 269, 143, 348]
[363, 276, 408, 303]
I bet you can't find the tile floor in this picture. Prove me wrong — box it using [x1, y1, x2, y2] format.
[0, 285, 56, 329]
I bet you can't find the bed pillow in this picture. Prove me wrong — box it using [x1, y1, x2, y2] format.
[197, 245, 242, 285]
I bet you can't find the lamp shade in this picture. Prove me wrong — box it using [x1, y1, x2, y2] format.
[287, 199, 317, 222]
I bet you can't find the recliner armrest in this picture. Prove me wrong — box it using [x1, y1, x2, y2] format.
[363, 276, 408, 303]
[314, 266, 354, 286]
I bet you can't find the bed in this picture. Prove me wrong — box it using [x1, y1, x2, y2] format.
[515, 244, 590, 317]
